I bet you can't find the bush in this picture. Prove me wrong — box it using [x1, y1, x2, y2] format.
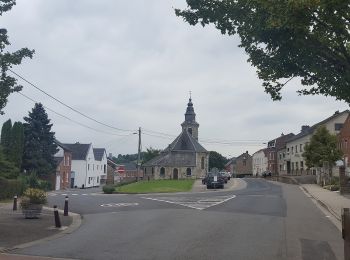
[0, 177, 27, 200]
[38, 180, 52, 191]
[21, 188, 47, 204]
[103, 185, 115, 194]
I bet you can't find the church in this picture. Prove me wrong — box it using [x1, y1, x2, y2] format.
[143, 97, 209, 179]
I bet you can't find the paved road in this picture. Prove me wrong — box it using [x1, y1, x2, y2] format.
[10, 179, 343, 260]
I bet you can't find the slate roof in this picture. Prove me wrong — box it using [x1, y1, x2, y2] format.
[288, 110, 349, 143]
[62, 143, 91, 160]
[143, 151, 196, 167]
[54, 140, 72, 152]
[93, 148, 106, 161]
[143, 130, 207, 167]
[164, 130, 207, 153]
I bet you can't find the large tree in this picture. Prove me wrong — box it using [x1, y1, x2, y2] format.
[176, 1, 350, 103]
[0, 0, 34, 114]
[1, 118, 12, 158]
[11, 121, 24, 168]
[209, 151, 228, 170]
[142, 147, 161, 164]
[302, 126, 342, 176]
[0, 146, 19, 179]
[22, 103, 58, 177]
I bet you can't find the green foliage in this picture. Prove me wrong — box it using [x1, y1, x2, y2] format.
[176, 1, 350, 103]
[0, 176, 26, 200]
[102, 185, 115, 194]
[0, 146, 19, 178]
[1, 119, 12, 158]
[11, 121, 24, 168]
[0, 0, 34, 114]
[209, 151, 228, 170]
[22, 103, 58, 177]
[302, 126, 342, 168]
[142, 147, 161, 164]
[113, 153, 138, 164]
[21, 188, 47, 205]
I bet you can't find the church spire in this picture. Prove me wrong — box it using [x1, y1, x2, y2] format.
[181, 94, 199, 140]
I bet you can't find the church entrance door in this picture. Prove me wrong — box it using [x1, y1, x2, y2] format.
[173, 168, 179, 180]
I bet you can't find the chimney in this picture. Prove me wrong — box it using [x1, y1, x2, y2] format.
[334, 110, 340, 115]
[301, 125, 310, 133]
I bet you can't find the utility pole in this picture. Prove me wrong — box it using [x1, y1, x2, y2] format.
[136, 127, 141, 181]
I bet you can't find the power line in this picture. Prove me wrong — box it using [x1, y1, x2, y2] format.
[17, 92, 132, 137]
[10, 69, 135, 133]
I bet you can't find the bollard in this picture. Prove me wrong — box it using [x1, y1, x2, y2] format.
[54, 205, 62, 228]
[342, 208, 350, 260]
[13, 195, 17, 211]
[64, 196, 69, 216]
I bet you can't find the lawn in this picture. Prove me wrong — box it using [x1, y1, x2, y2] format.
[116, 179, 195, 193]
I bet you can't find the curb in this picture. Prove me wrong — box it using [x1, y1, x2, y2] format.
[0, 208, 82, 253]
[300, 185, 341, 222]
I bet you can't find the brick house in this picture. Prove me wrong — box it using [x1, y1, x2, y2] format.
[54, 141, 72, 190]
[267, 133, 294, 175]
[229, 151, 252, 177]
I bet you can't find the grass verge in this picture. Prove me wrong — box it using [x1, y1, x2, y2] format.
[116, 179, 195, 193]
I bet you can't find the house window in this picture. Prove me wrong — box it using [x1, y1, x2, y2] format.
[335, 123, 343, 131]
[291, 147, 294, 154]
[160, 167, 165, 178]
[97, 177, 99, 183]
[295, 145, 298, 153]
[300, 161, 304, 170]
[188, 128, 192, 135]
[88, 177, 91, 184]
[300, 144, 303, 152]
[88, 164, 90, 171]
[201, 157, 205, 169]
[186, 168, 191, 176]
[104, 164, 106, 173]
[296, 162, 299, 170]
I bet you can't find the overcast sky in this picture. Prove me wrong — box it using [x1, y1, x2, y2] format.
[1, 0, 349, 158]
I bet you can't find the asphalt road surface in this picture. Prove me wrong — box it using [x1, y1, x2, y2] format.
[11, 179, 343, 260]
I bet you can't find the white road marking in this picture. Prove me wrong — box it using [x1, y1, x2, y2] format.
[71, 194, 78, 196]
[100, 203, 139, 207]
[82, 194, 88, 196]
[141, 195, 236, 210]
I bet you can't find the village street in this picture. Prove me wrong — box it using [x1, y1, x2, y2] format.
[6, 179, 343, 260]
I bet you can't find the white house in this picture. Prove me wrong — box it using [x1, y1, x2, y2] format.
[93, 148, 107, 184]
[62, 142, 107, 188]
[252, 148, 268, 176]
[285, 110, 349, 176]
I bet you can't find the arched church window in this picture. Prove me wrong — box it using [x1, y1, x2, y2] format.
[201, 157, 205, 169]
[188, 128, 192, 135]
[186, 168, 191, 176]
[160, 167, 165, 178]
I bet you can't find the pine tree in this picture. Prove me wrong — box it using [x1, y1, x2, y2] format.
[22, 103, 58, 177]
[1, 119, 12, 159]
[11, 121, 24, 168]
[0, 146, 19, 179]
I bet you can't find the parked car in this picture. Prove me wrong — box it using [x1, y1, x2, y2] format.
[262, 171, 272, 178]
[206, 172, 225, 189]
[219, 172, 228, 183]
[222, 172, 231, 180]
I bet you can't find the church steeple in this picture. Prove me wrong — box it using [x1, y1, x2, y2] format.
[181, 95, 199, 140]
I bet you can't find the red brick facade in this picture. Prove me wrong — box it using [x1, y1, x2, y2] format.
[55, 151, 72, 190]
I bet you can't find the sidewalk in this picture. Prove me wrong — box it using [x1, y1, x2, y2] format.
[0, 202, 76, 253]
[300, 184, 350, 222]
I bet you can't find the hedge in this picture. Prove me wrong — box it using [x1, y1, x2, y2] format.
[0, 177, 27, 200]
